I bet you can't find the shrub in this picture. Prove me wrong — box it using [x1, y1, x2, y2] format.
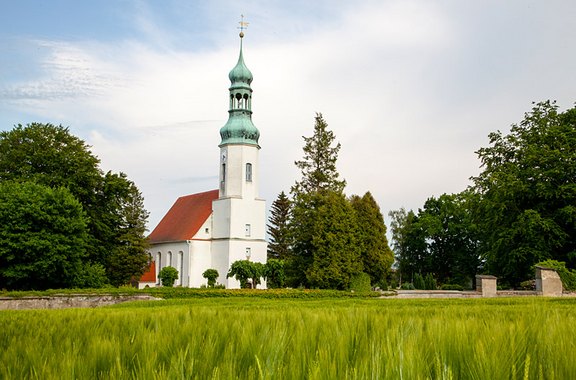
[519, 280, 536, 290]
[440, 284, 464, 291]
[400, 282, 415, 290]
[264, 259, 286, 289]
[424, 273, 437, 290]
[413, 273, 425, 290]
[377, 278, 388, 291]
[74, 262, 109, 288]
[158, 266, 179, 287]
[202, 269, 219, 288]
[349, 272, 371, 292]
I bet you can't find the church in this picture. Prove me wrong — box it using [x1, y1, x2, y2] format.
[139, 30, 267, 289]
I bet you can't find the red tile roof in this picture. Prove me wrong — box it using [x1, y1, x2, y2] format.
[140, 261, 156, 282]
[148, 189, 219, 243]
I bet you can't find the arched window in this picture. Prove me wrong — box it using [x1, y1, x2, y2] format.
[221, 163, 226, 192]
[156, 252, 162, 283]
[167, 251, 172, 267]
[178, 251, 184, 286]
[246, 163, 252, 182]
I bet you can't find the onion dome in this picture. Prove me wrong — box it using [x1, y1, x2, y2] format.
[219, 33, 260, 147]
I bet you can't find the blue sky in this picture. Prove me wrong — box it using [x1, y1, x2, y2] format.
[1, 0, 575, 231]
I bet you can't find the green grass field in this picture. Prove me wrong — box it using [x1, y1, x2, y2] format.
[1, 296, 575, 379]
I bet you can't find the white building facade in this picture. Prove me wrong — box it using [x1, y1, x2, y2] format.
[140, 32, 267, 289]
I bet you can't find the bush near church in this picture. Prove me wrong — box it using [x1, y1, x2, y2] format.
[158, 266, 179, 287]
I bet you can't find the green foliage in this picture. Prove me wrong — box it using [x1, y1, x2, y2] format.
[440, 284, 464, 291]
[424, 273, 437, 290]
[413, 273, 426, 290]
[390, 193, 481, 286]
[0, 123, 150, 288]
[0, 181, 88, 290]
[158, 266, 179, 287]
[350, 192, 394, 285]
[289, 191, 363, 289]
[535, 259, 576, 291]
[267, 191, 292, 260]
[472, 101, 576, 286]
[264, 259, 286, 288]
[101, 172, 150, 287]
[202, 269, 219, 287]
[400, 282, 415, 290]
[227, 260, 264, 289]
[74, 262, 109, 289]
[349, 272, 372, 292]
[291, 113, 346, 195]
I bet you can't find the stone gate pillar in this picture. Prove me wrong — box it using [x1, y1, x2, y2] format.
[535, 266, 563, 297]
[475, 275, 497, 297]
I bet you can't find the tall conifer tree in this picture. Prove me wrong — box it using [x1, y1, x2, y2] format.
[267, 191, 291, 260]
[291, 113, 346, 195]
[288, 113, 362, 288]
[350, 192, 394, 285]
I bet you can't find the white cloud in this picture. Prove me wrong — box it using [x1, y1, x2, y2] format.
[1, 0, 575, 230]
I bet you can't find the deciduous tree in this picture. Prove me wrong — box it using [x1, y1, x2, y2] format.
[0, 123, 150, 288]
[472, 101, 576, 286]
[0, 181, 90, 290]
[202, 269, 219, 287]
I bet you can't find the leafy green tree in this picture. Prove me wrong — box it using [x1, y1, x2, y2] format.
[0, 181, 90, 290]
[264, 259, 286, 288]
[390, 193, 481, 286]
[0, 123, 150, 287]
[291, 113, 346, 195]
[101, 172, 150, 287]
[227, 260, 264, 289]
[471, 101, 576, 286]
[350, 192, 394, 285]
[158, 266, 178, 287]
[202, 269, 219, 287]
[389, 208, 426, 283]
[267, 191, 291, 260]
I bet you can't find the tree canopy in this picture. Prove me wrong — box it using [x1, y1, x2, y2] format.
[390, 101, 576, 288]
[389, 193, 481, 286]
[291, 113, 346, 195]
[283, 114, 393, 289]
[471, 101, 576, 286]
[0, 123, 150, 289]
[0, 181, 89, 290]
[350, 192, 394, 286]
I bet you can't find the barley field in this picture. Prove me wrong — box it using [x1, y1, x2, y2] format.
[1, 296, 575, 379]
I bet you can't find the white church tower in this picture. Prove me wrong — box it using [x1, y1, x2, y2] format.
[211, 28, 267, 288]
[140, 26, 267, 289]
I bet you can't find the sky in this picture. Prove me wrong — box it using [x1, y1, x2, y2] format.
[1, 0, 575, 232]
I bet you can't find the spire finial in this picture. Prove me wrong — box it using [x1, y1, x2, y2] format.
[238, 14, 249, 38]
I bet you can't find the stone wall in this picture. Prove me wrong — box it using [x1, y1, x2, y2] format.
[0, 295, 160, 310]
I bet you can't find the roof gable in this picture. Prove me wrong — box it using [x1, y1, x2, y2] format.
[148, 189, 219, 243]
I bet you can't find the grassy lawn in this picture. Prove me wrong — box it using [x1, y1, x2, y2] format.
[1, 296, 575, 379]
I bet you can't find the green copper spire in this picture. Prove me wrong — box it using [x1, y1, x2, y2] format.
[219, 27, 260, 147]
